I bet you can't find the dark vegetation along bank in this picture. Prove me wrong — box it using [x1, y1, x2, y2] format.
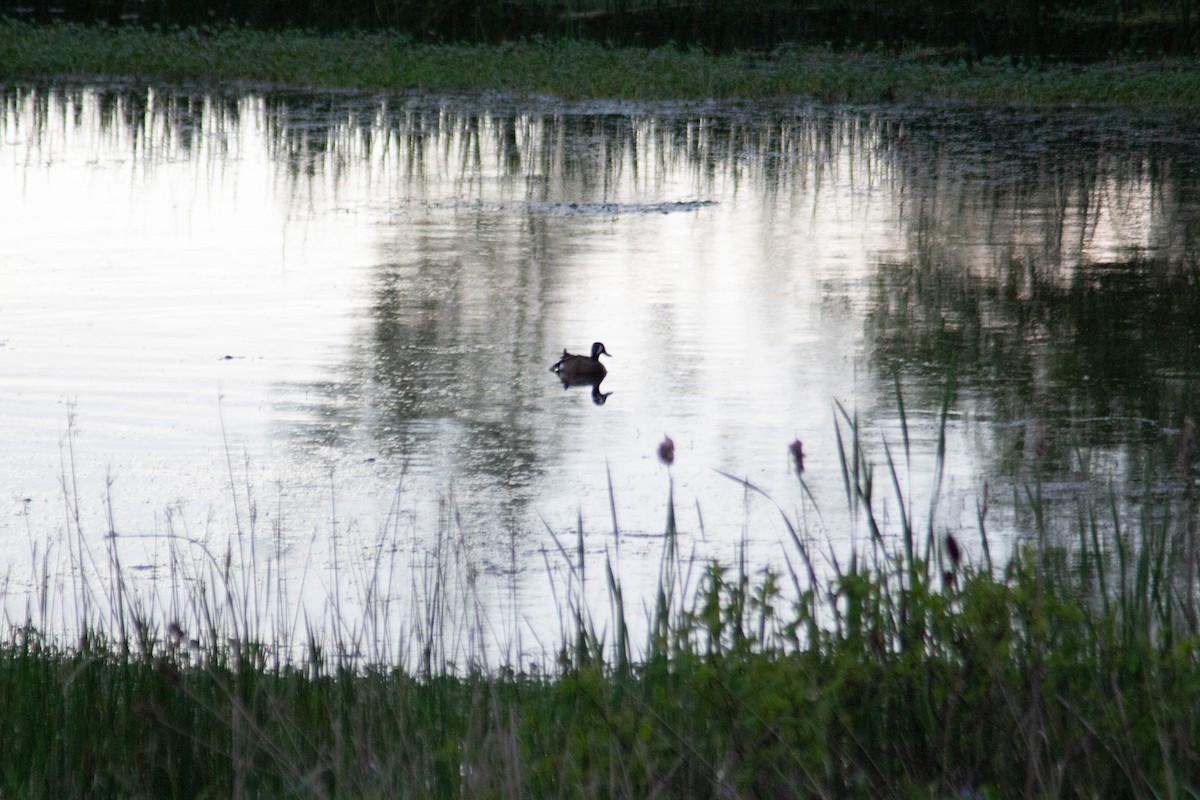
[3, 0, 1200, 58]
[4, 20, 1200, 106]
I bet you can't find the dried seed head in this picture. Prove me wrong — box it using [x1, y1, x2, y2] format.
[657, 435, 675, 466]
[944, 533, 961, 568]
[789, 439, 805, 476]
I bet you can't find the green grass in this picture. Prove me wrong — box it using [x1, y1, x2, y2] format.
[4, 20, 1200, 107]
[3, 401, 1200, 797]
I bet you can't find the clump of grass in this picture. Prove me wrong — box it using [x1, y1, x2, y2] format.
[3, 20, 1200, 106]
[2, 399, 1200, 797]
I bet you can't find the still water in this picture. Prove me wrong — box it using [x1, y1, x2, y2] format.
[3, 85, 1200, 658]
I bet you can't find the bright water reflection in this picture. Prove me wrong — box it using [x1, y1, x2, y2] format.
[3, 86, 1200, 657]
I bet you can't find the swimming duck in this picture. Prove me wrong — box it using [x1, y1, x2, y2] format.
[550, 342, 611, 380]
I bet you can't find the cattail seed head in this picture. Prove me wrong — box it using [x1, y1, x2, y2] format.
[789, 439, 805, 476]
[657, 435, 675, 466]
[945, 533, 962, 568]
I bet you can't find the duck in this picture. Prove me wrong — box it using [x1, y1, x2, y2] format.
[550, 342, 611, 380]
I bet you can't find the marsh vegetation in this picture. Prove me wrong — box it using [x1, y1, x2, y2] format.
[3, 408, 1200, 798]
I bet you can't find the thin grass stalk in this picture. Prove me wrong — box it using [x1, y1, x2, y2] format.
[976, 482, 993, 571]
[61, 407, 96, 640]
[846, 405, 881, 547]
[1185, 476, 1199, 629]
[882, 437, 912, 549]
[607, 460, 620, 557]
[575, 511, 590, 665]
[926, 376, 953, 550]
[604, 556, 630, 675]
[833, 401, 855, 524]
[102, 476, 130, 655]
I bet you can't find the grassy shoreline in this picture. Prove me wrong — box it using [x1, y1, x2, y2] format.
[3, 19, 1200, 107]
[6, 497, 1200, 798]
[3, 408, 1200, 796]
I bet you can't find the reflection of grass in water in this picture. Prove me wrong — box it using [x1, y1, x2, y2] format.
[4, 406, 1200, 797]
[4, 20, 1200, 106]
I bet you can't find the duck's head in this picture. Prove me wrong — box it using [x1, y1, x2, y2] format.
[590, 342, 612, 360]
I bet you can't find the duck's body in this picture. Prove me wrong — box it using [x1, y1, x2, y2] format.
[550, 342, 611, 380]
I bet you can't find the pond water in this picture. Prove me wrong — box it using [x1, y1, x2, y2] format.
[3, 85, 1200, 661]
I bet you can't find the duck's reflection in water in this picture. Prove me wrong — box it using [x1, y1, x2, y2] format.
[556, 372, 612, 405]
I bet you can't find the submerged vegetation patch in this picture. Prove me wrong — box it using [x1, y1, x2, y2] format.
[3, 405, 1200, 797]
[3, 20, 1200, 106]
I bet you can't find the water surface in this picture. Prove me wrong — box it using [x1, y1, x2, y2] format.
[4, 86, 1200, 656]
